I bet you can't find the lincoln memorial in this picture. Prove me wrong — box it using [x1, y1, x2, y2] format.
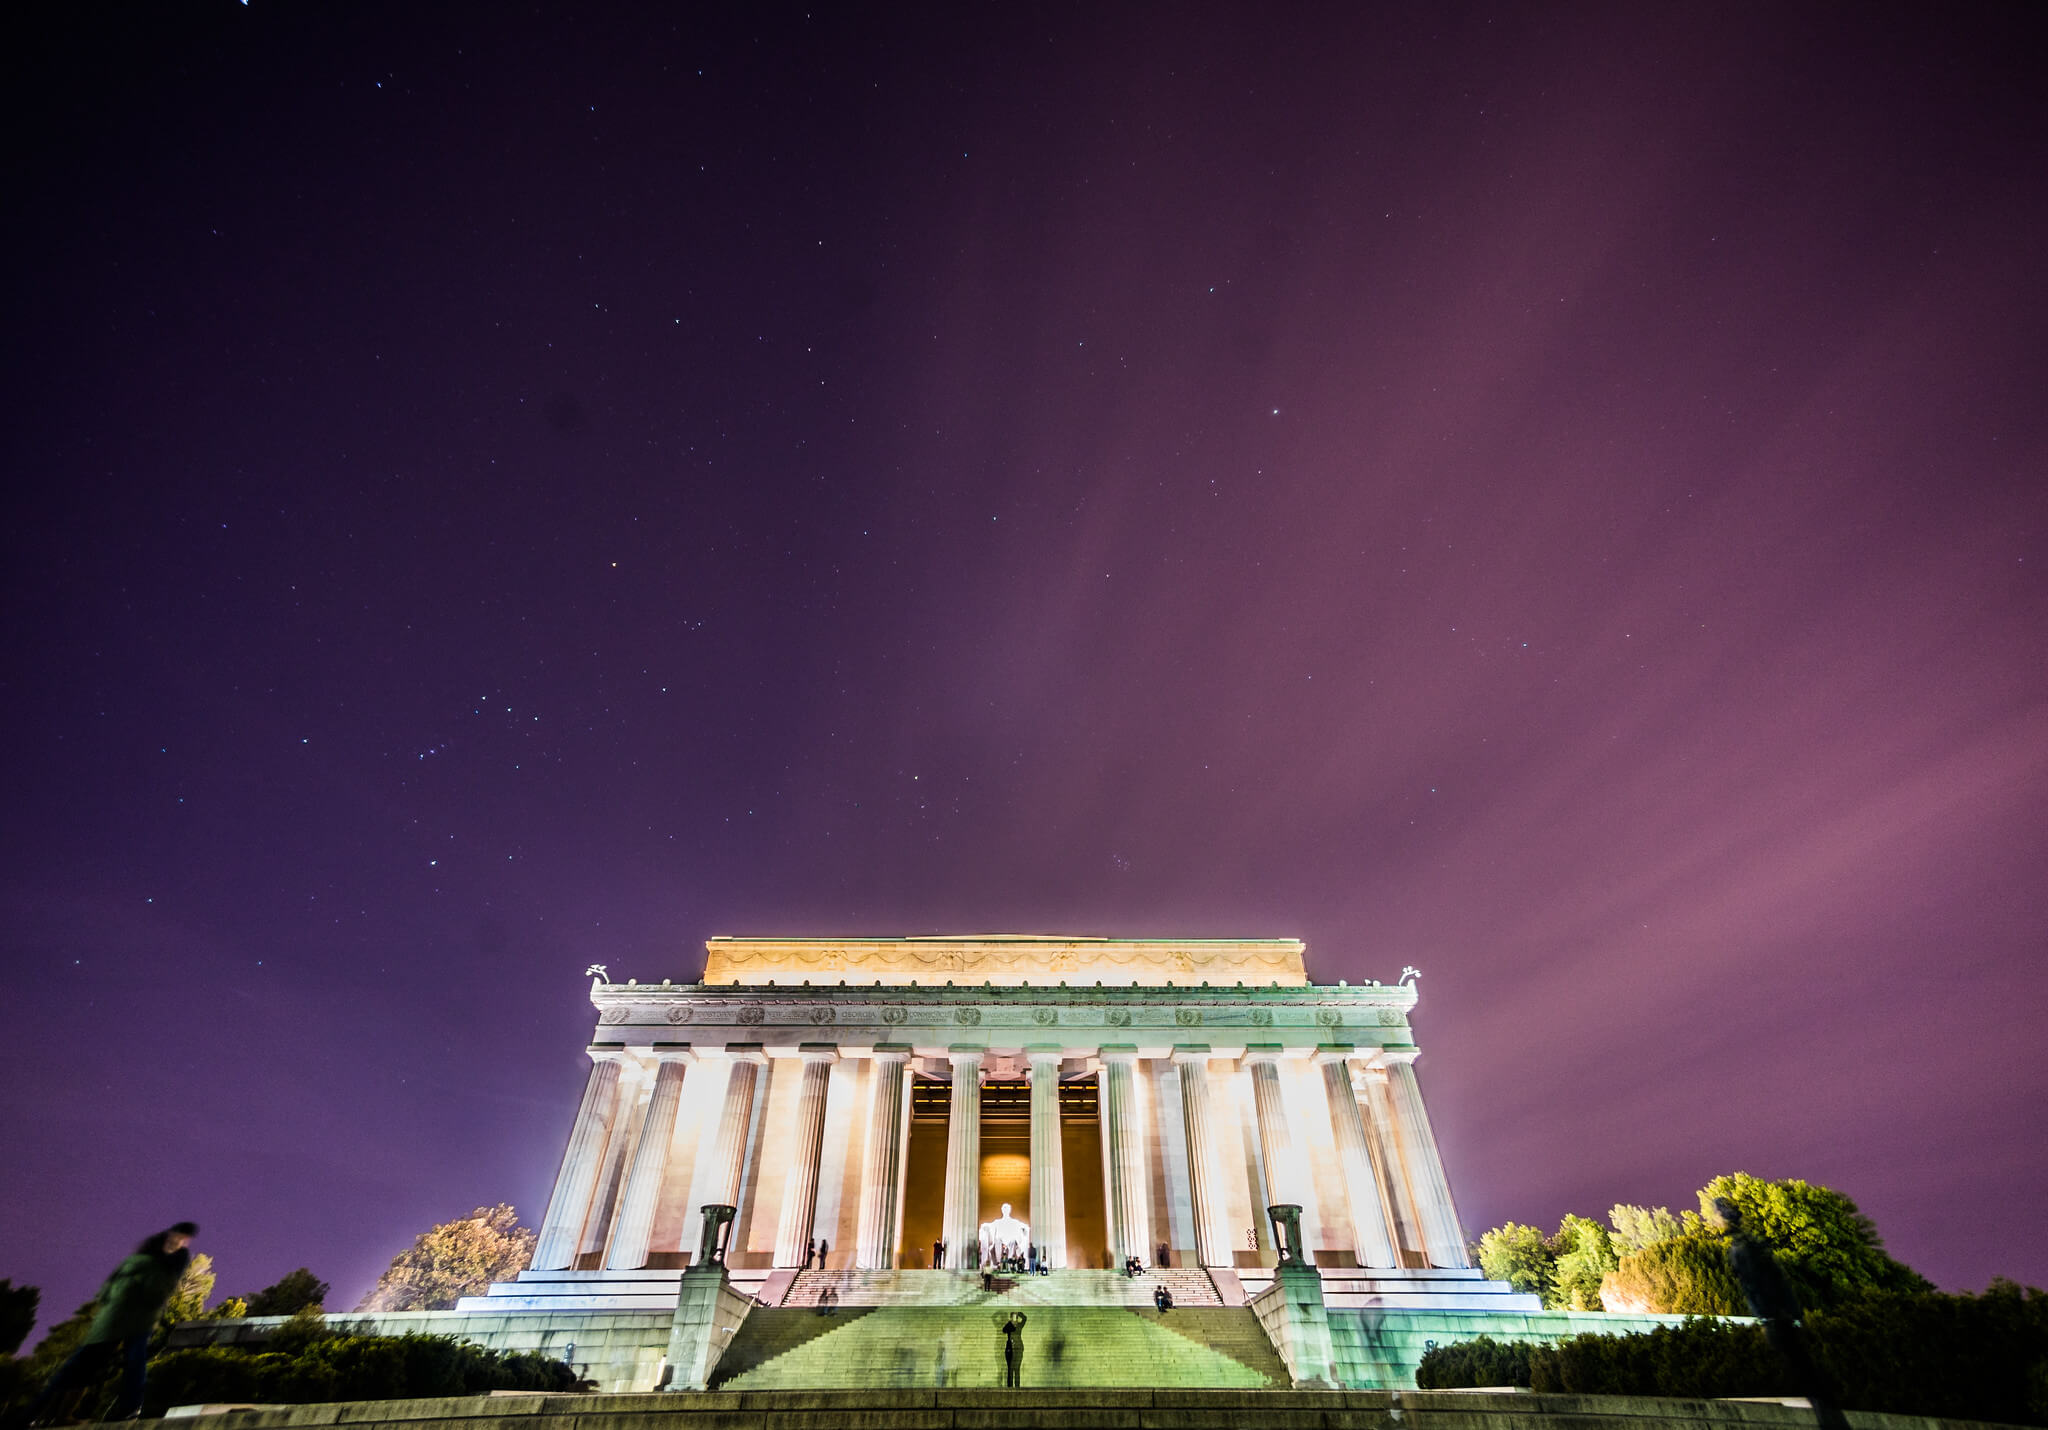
[494, 935, 1473, 1298]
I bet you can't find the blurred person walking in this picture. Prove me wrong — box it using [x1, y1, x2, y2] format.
[18, 1223, 197, 1424]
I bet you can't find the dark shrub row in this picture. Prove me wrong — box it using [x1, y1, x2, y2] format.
[140, 1328, 579, 1415]
[1417, 1284, 2048, 1427]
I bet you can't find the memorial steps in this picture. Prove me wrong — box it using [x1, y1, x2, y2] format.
[777, 1267, 1226, 1308]
[708, 1305, 1286, 1390]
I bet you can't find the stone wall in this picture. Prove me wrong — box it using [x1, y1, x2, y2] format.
[1327, 1306, 1697, 1390]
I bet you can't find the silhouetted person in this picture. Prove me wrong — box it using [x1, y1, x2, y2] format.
[1000, 1311, 1028, 1387]
[1157, 1241, 1171, 1268]
[1714, 1198, 1848, 1430]
[934, 1238, 945, 1268]
[1153, 1284, 1173, 1312]
[22, 1223, 197, 1424]
[818, 1237, 829, 1265]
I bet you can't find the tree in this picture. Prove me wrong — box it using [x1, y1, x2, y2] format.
[1551, 1214, 1620, 1311]
[355, 1205, 535, 1312]
[1478, 1222, 1555, 1300]
[0, 1279, 38, 1356]
[26, 1302, 96, 1379]
[1609, 1204, 1698, 1258]
[245, 1269, 329, 1318]
[1699, 1172, 1930, 1309]
[1601, 1232, 1748, 1315]
[159, 1253, 218, 1330]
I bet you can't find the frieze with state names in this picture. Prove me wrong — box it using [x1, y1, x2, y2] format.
[578, 937, 1421, 1056]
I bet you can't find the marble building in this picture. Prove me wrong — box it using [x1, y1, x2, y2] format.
[479, 935, 1478, 1309]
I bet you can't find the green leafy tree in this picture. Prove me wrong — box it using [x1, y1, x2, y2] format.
[1609, 1204, 1698, 1258]
[1478, 1222, 1555, 1300]
[1700, 1172, 1930, 1309]
[0, 1279, 38, 1356]
[245, 1269, 328, 1318]
[159, 1253, 218, 1330]
[26, 1303, 95, 1377]
[1602, 1231, 1748, 1315]
[355, 1205, 535, 1312]
[1551, 1214, 1620, 1310]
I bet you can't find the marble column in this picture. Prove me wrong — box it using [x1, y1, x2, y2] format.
[1098, 1046, 1149, 1265]
[704, 1046, 767, 1208]
[605, 1046, 696, 1269]
[1172, 1046, 1229, 1267]
[855, 1046, 912, 1269]
[1314, 1046, 1398, 1269]
[939, 1048, 983, 1269]
[1243, 1046, 1299, 1212]
[1027, 1047, 1067, 1270]
[1356, 1061, 1422, 1261]
[532, 1049, 626, 1270]
[772, 1046, 840, 1267]
[1375, 1048, 1470, 1268]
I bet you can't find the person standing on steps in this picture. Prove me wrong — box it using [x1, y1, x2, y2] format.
[19, 1223, 197, 1425]
[999, 1311, 1028, 1388]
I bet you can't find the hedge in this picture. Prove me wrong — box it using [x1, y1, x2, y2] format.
[1417, 1284, 2048, 1427]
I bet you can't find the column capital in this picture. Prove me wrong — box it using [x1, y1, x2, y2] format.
[632, 1043, 697, 1065]
[1097, 1044, 1139, 1065]
[797, 1043, 840, 1064]
[586, 1043, 629, 1063]
[1241, 1044, 1287, 1068]
[946, 1046, 985, 1066]
[870, 1043, 913, 1063]
[1370, 1044, 1420, 1068]
[1025, 1044, 1065, 1064]
[723, 1043, 769, 1065]
[1170, 1045, 1214, 1066]
[1311, 1044, 1359, 1067]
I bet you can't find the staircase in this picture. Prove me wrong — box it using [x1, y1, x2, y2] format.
[779, 1270, 990, 1307]
[1149, 1267, 1224, 1306]
[712, 1305, 1285, 1390]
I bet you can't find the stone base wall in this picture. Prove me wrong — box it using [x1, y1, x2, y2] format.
[1327, 1307, 1697, 1390]
[664, 1272, 758, 1390]
[1248, 1266, 1338, 1387]
[134, 1385, 1979, 1430]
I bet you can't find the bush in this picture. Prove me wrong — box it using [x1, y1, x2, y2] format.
[1532, 1318, 1789, 1399]
[139, 1326, 579, 1415]
[1416, 1335, 1537, 1389]
[1601, 1233, 1747, 1315]
[1415, 1284, 2048, 1425]
[0, 1355, 36, 1413]
[1806, 1281, 2048, 1426]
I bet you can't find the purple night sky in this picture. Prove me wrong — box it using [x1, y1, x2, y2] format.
[3, 3, 2044, 1326]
